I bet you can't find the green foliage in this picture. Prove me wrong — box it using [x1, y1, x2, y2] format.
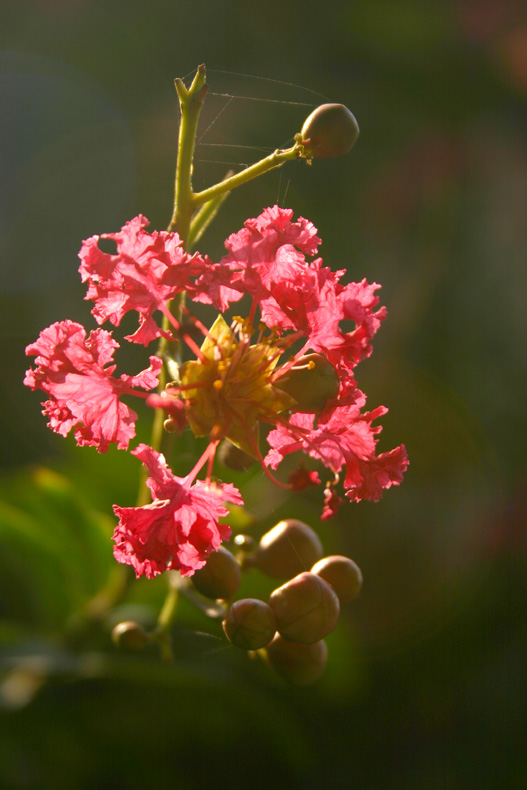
[0, 467, 113, 633]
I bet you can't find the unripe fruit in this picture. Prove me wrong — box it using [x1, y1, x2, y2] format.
[111, 621, 147, 651]
[311, 555, 363, 605]
[254, 519, 323, 579]
[300, 103, 359, 159]
[223, 599, 277, 650]
[276, 354, 339, 412]
[268, 572, 340, 644]
[191, 546, 242, 600]
[264, 634, 328, 685]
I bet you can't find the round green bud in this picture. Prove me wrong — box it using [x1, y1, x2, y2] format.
[276, 354, 340, 412]
[263, 634, 328, 685]
[111, 621, 147, 652]
[300, 103, 359, 159]
[254, 519, 324, 580]
[233, 533, 256, 552]
[310, 555, 363, 605]
[217, 439, 256, 471]
[268, 572, 340, 644]
[223, 598, 277, 650]
[191, 546, 242, 600]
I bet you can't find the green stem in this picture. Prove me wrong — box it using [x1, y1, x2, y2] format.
[151, 575, 180, 662]
[137, 68, 210, 506]
[168, 65, 209, 239]
[191, 144, 301, 209]
[188, 175, 233, 250]
[157, 580, 179, 630]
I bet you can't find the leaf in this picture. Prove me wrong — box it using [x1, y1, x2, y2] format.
[0, 466, 114, 629]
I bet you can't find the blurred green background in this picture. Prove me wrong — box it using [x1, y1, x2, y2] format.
[1, 0, 526, 787]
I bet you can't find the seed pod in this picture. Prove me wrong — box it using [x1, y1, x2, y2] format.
[191, 546, 242, 600]
[300, 103, 359, 159]
[111, 621, 147, 652]
[264, 634, 328, 685]
[223, 598, 277, 650]
[311, 555, 363, 605]
[254, 519, 324, 580]
[276, 354, 339, 412]
[268, 571, 340, 644]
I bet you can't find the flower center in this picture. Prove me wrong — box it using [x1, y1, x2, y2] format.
[178, 315, 296, 456]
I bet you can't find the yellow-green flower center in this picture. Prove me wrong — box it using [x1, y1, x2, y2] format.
[178, 315, 296, 456]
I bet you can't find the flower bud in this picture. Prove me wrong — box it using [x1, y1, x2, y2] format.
[276, 354, 339, 412]
[254, 519, 324, 580]
[223, 598, 277, 650]
[300, 103, 359, 159]
[217, 439, 256, 471]
[163, 417, 181, 433]
[310, 555, 363, 605]
[233, 533, 256, 552]
[191, 546, 242, 600]
[268, 572, 340, 644]
[111, 621, 147, 651]
[263, 634, 328, 685]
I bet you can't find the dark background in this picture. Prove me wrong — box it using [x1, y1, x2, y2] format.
[1, 0, 526, 787]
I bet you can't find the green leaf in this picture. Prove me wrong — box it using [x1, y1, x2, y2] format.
[0, 466, 114, 629]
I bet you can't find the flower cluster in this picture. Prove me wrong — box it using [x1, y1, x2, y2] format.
[25, 206, 408, 578]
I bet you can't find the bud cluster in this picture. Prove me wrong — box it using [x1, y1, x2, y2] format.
[167, 517, 363, 685]
[110, 517, 362, 683]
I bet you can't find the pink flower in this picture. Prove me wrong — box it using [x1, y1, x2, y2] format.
[191, 207, 386, 371]
[265, 397, 408, 505]
[24, 320, 161, 451]
[78, 215, 205, 345]
[164, 206, 408, 516]
[112, 444, 243, 578]
[25, 206, 408, 531]
[190, 205, 321, 311]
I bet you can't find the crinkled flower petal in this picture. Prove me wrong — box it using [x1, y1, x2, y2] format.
[24, 320, 161, 451]
[191, 205, 321, 311]
[192, 207, 387, 374]
[265, 400, 408, 504]
[112, 444, 243, 578]
[78, 215, 205, 345]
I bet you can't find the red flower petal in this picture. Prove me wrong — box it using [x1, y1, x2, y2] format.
[24, 320, 161, 452]
[78, 215, 205, 345]
[112, 444, 243, 578]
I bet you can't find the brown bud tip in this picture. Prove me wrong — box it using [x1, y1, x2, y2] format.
[111, 621, 147, 651]
[300, 103, 359, 159]
[276, 354, 339, 412]
[191, 546, 242, 600]
[223, 599, 277, 650]
[263, 634, 328, 685]
[268, 572, 340, 644]
[254, 519, 324, 580]
[310, 555, 363, 605]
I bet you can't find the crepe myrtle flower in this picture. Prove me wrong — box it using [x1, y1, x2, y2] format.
[24, 206, 408, 578]
[113, 444, 243, 578]
[24, 320, 162, 452]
